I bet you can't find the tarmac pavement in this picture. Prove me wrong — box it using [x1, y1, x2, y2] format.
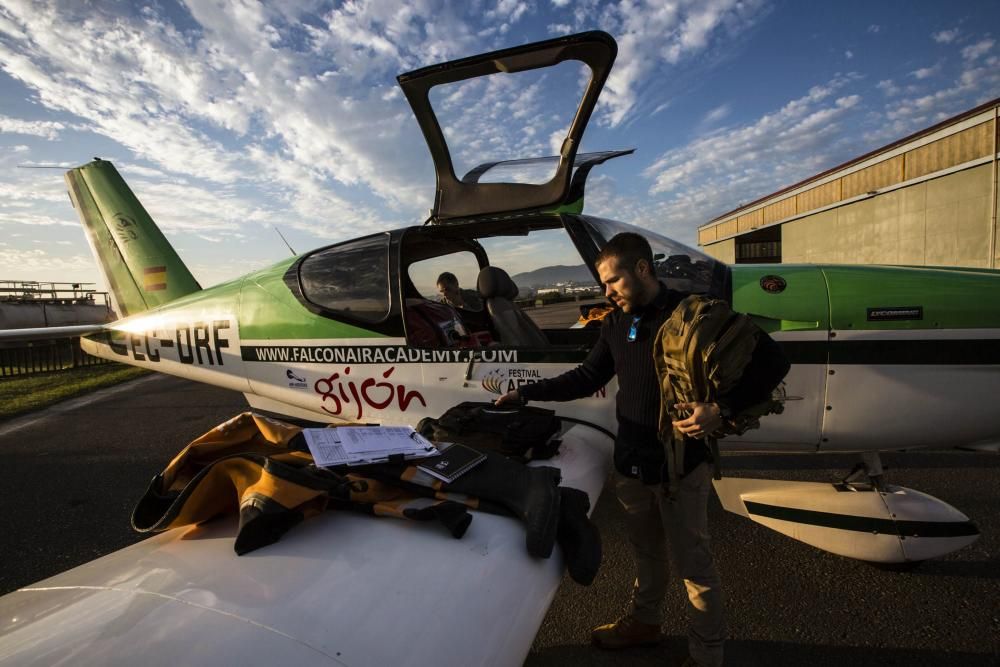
[1, 374, 997, 665]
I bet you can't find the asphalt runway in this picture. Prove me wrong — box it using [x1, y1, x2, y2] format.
[1, 375, 997, 666]
[523, 298, 604, 329]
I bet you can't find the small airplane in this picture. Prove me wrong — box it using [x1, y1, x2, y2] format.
[1, 30, 997, 666]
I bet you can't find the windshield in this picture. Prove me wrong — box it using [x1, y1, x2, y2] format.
[581, 216, 730, 299]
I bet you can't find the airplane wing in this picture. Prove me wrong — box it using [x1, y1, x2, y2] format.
[0, 423, 613, 667]
[0, 324, 107, 342]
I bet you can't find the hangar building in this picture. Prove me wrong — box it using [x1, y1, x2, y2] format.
[698, 98, 1000, 269]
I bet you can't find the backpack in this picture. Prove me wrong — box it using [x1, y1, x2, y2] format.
[405, 299, 494, 348]
[417, 402, 562, 460]
[654, 295, 783, 482]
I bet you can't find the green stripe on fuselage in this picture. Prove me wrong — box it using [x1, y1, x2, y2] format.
[731, 265, 829, 332]
[823, 265, 1000, 330]
[731, 264, 1000, 331]
[237, 257, 385, 340]
[98, 256, 386, 342]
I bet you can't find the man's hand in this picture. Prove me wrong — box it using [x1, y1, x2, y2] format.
[495, 390, 522, 407]
[672, 402, 723, 439]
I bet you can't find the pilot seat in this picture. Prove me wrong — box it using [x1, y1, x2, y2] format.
[477, 266, 548, 347]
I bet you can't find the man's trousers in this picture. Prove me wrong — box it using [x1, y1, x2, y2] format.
[615, 462, 726, 667]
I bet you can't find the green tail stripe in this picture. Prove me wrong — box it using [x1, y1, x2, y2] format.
[65, 159, 200, 316]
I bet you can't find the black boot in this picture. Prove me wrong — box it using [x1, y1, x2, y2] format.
[442, 451, 562, 558]
[556, 487, 602, 585]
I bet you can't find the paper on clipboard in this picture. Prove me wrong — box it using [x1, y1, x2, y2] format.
[302, 426, 437, 467]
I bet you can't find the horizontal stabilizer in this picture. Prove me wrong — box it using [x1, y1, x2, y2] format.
[0, 324, 107, 342]
[714, 477, 979, 563]
[65, 159, 200, 317]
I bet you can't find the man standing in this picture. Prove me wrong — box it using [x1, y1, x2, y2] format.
[436, 271, 484, 312]
[495, 232, 788, 667]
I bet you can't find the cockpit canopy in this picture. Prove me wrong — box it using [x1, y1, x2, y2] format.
[398, 31, 617, 222]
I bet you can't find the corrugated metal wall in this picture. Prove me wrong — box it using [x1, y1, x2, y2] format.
[905, 121, 993, 180]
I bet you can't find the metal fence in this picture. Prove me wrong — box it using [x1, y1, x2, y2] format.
[0, 338, 109, 377]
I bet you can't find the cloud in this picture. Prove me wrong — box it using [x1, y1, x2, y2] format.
[876, 79, 900, 96]
[486, 0, 529, 25]
[640, 75, 864, 236]
[867, 25, 880, 34]
[0, 171, 76, 217]
[910, 64, 940, 79]
[863, 43, 1000, 146]
[582, 0, 768, 127]
[961, 39, 994, 61]
[932, 28, 959, 44]
[0, 247, 94, 277]
[0, 115, 65, 139]
[0, 0, 775, 280]
[883, 57, 1000, 128]
[702, 103, 731, 125]
[5, 1, 989, 285]
[0, 212, 76, 227]
[0, 16, 246, 183]
[0, 1, 429, 256]
[428, 66, 579, 179]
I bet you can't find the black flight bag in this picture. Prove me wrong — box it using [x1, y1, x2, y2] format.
[417, 401, 562, 461]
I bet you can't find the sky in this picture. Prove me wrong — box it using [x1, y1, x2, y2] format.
[1, 0, 998, 291]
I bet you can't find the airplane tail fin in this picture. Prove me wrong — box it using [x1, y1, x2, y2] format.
[65, 159, 201, 317]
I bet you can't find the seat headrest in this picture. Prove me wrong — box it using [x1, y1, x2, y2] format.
[478, 266, 519, 300]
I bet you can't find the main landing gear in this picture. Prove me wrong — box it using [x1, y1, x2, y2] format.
[836, 452, 887, 492]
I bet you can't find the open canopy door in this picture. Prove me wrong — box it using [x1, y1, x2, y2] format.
[397, 31, 617, 223]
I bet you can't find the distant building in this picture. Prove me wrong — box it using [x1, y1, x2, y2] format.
[534, 283, 600, 297]
[698, 98, 1000, 269]
[0, 281, 113, 331]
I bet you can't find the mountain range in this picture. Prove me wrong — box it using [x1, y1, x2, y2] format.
[510, 264, 597, 288]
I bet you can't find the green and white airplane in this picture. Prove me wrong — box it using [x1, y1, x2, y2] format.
[1, 31, 997, 664]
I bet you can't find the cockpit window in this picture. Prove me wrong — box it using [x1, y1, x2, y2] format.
[299, 234, 390, 323]
[399, 222, 603, 349]
[581, 216, 730, 299]
[408, 251, 481, 303]
[477, 227, 602, 329]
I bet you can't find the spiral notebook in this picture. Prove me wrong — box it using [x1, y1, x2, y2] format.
[416, 442, 486, 483]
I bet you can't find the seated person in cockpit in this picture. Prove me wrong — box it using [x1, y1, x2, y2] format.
[436, 271, 492, 340]
[436, 272, 484, 312]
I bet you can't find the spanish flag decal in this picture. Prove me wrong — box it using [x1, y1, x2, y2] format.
[144, 265, 167, 291]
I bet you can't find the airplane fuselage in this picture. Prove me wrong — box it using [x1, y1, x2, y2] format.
[82, 243, 1000, 455]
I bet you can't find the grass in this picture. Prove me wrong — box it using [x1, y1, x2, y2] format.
[0, 364, 151, 421]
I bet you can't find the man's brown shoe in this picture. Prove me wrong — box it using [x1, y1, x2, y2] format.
[590, 615, 662, 649]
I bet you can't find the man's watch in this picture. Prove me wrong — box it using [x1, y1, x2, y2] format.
[717, 402, 735, 420]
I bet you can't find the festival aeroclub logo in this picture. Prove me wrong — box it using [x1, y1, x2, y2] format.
[481, 368, 543, 395]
